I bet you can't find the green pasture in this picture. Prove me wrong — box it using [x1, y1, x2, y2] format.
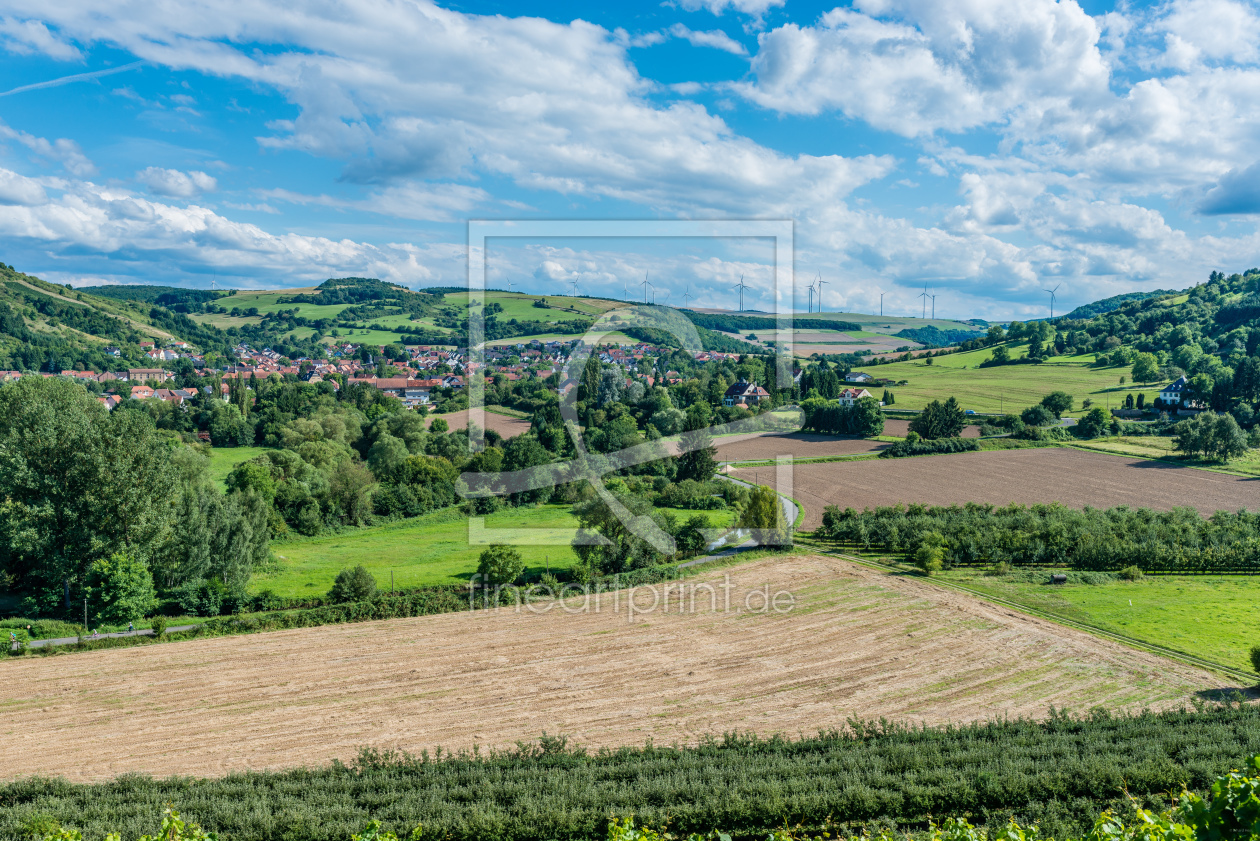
[252, 504, 736, 596]
[938, 567, 1260, 672]
[202, 446, 277, 488]
[871, 343, 1153, 413]
[446, 290, 619, 320]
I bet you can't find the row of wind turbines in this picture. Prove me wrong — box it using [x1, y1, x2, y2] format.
[497, 275, 1065, 320]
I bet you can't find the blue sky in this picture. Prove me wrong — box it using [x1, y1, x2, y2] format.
[0, 0, 1259, 318]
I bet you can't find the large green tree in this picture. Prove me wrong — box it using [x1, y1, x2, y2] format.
[908, 397, 966, 439]
[0, 377, 177, 611]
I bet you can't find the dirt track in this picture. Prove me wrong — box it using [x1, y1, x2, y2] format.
[0, 555, 1222, 782]
[734, 447, 1260, 530]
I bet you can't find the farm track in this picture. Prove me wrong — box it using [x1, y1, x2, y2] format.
[801, 543, 1257, 684]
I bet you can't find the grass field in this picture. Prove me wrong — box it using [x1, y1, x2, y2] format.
[253, 504, 736, 596]
[202, 446, 276, 488]
[871, 343, 1157, 413]
[936, 567, 1260, 672]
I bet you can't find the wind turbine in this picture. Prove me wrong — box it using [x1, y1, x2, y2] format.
[802, 282, 814, 314]
[641, 273, 653, 304]
[682, 286, 693, 309]
[918, 284, 929, 318]
[815, 275, 830, 313]
[1046, 284, 1061, 319]
[623, 280, 629, 301]
[733, 275, 750, 312]
[930, 294, 937, 319]
[506, 279, 515, 293]
[567, 279, 579, 297]
[879, 291, 885, 317]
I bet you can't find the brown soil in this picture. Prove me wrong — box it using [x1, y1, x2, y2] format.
[713, 432, 888, 461]
[0, 555, 1222, 782]
[424, 408, 531, 438]
[735, 447, 1260, 530]
[882, 419, 981, 438]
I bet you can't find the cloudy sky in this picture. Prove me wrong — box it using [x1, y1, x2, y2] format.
[0, 0, 1258, 318]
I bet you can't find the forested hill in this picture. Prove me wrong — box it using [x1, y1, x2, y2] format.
[0, 265, 240, 371]
[1062, 289, 1177, 320]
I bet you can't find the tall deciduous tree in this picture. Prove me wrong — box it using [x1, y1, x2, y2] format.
[0, 377, 177, 611]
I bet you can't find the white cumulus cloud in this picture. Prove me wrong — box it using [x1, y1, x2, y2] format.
[135, 167, 217, 198]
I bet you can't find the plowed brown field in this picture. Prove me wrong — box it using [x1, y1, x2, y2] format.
[713, 432, 889, 461]
[733, 447, 1260, 530]
[424, 408, 531, 438]
[0, 555, 1222, 782]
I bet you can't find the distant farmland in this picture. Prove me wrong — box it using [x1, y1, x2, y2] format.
[864, 344, 1155, 413]
[733, 448, 1260, 530]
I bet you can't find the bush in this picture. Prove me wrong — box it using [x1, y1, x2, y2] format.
[881, 437, 979, 458]
[987, 561, 1013, 576]
[1119, 565, 1144, 581]
[150, 617, 168, 637]
[1252, 645, 1260, 675]
[477, 544, 525, 586]
[85, 551, 157, 625]
[329, 565, 379, 603]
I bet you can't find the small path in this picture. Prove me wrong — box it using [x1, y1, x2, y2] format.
[24, 625, 197, 650]
[679, 475, 798, 569]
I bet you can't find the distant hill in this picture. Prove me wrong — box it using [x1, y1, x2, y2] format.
[894, 325, 981, 347]
[1063, 289, 1176, 320]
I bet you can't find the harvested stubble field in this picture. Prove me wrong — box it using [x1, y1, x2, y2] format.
[734, 448, 1260, 531]
[0, 555, 1222, 782]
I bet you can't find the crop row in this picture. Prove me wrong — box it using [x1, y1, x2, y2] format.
[4, 705, 1260, 841]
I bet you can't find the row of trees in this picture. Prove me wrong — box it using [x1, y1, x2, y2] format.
[817, 501, 1260, 573]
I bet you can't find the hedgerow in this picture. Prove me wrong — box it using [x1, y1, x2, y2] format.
[5, 704, 1260, 841]
[817, 500, 1260, 572]
[879, 437, 980, 458]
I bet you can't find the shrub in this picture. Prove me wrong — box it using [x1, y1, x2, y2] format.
[1252, 645, 1260, 675]
[477, 544, 525, 586]
[881, 437, 979, 458]
[150, 617, 168, 637]
[987, 561, 1013, 577]
[1119, 565, 1144, 581]
[85, 551, 157, 625]
[329, 565, 379, 603]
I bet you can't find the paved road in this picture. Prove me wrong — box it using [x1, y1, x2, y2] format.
[23, 625, 197, 650]
[679, 475, 798, 569]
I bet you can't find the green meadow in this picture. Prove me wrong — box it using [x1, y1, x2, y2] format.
[871, 343, 1154, 413]
[251, 504, 736, 597]
[202, 446, 277, 488]
[938, 567, 1260, 672]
